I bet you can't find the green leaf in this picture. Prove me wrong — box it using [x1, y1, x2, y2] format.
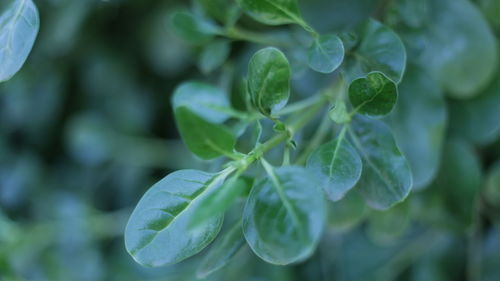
[175, 106, 236, 160]
[196, 221, 246, 278]
[307, 34, 344, 74]
[350, 117, 413, 210]
[307, 132, 362, 201]
[190, 175, 253, 228]
[449, 79, 500, 145]
[389, 65, 447, 188]
[348, 19, 406, 83]
[349, 72, 398, 117]
[329, 100, 351, 124]
[172, 81, 231, 123]
[243, 165, 326, 265]
[197, 0, 240, 25]
[411, 0, 497, 98]
[434, 139, 482, 230]
[236, 0, 305, 26]
[248, 47, 291, 116]
[366, 200, 411, 245]
[485, 161, 500, 208]
[328, 190, 366, 231]
[0, 0, 39, 82]
[170, 11, 219, 44]
[199, 39, 231, 74]
[125, 169, 232, 267]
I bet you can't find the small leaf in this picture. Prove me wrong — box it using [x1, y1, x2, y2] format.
[307, 133, 362, 201]
[175, 106, 236, 160]
[199, 39, 231, 74]
[248, 47, 291, 116]
[350, 117, 413, 210]
[243, 165, 326, 265]
[349, 72, 397, 117]
[347, 19, 406, 83]
[170, 11, 219, 44]
[307, 34, 344, 74]
[172, 81, 231, 123]
[197, 0, 240, 25]
[329, 100, 351, 124]
[0, 0, 39, 82]
[196, 221, 246, 278]
[190, 176, 253, 228]
[125, 169, 231, 267]
[236, 0, 304, 26]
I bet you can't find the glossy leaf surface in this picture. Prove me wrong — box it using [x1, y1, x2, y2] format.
[350, 117, 412, 210]
[248, 47, 291, 115]
[0, 0, 39, 82]
[175, 107, 236, 160]
[125, 169, 229, 267]
[243, 166, 326, 265]
[307, 135, 362, 201]
[307, 34, 344, 74]
[349, 72, 397, 117]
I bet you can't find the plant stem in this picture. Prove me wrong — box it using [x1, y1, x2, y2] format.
[223, 26, 287, 47]
[295, 110, 332, 165]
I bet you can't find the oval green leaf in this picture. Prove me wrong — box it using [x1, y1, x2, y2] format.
[349, 72, 398, 117]
[248, 47, 291, 116]
[389, 65, 446, 188]
[307, 134, 362, 201]
[308, 34, 345, 74]
[0, 0, 39, 82]
[243, 165, 326, 265]
[125, 169, 231, 267]
[172, 81, 230, 123]
[350, 117, 413, 210]
[197, 221, 245, 278]
[199, 39, 231, 74]
[348, 19, 406, 83]
[175, 106, 236, 160]
[236, 0, 304, 26]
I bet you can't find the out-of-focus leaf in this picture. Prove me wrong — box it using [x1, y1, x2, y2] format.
[243, 165, 326, 265]
[484, 161, 500, 208]
[197, 0, 240, 25]
[366, 200, 411, 245]
[0, 0, 39, 82]
[174, 106, 236, 160]
[390, 65, 447, 189]
[170, 11, 219, 44]
[410, 0, 497, 98]
[197, 221, 245, 278]
[307, 34, 344, 74]
[172, 81, 230, 123]
[307, 134, 362, 201]
[328, 190, 366, 231]
[349, 71, 398, 117]
[248, 47, 291, 116]
[347, 19, 406, 83]
[434, 139, 482, 230]
[449, 79, 500, 145]
[350, 117, 413, 210]
[479, 0, 500, 28]
[125, 169, 231, 267]
[199, 39, 231, 74]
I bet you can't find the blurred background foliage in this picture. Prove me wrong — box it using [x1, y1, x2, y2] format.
[1, 0, 500, 280]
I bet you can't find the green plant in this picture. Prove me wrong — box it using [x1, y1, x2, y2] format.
[123, 0, 499, 278]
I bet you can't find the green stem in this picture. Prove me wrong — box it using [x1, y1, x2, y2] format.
[295, 110, 332, 165]
[223, 26, 287, 47]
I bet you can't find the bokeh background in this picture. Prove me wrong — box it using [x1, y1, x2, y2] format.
[1, 0, 500, 281]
